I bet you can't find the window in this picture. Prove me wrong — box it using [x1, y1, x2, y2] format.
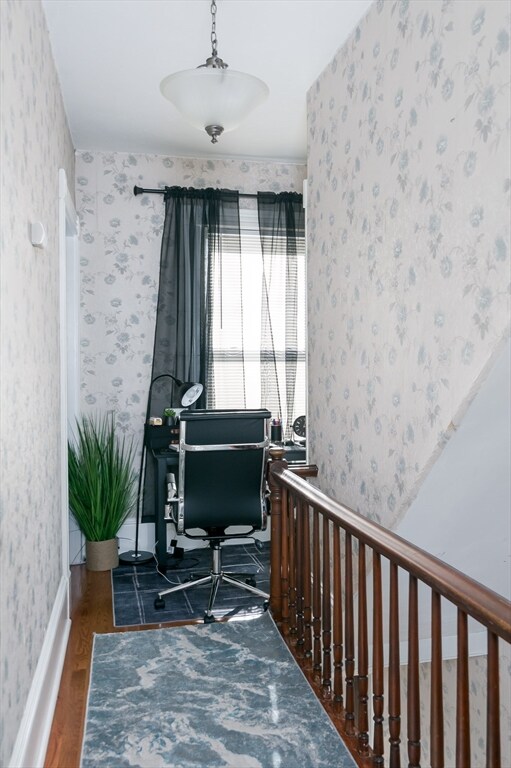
[206, 208, 306, 434]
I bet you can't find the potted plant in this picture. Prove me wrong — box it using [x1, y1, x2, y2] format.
[68, 413, 137, 571]
[163, 407, 177, 426]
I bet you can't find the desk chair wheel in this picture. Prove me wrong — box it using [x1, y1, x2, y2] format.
[204, 613, 216, 624]
[154, 597, 166, 610]
[263, 599, 269, 611]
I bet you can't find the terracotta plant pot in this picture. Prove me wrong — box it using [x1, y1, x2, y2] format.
[86, 538, 119, 571]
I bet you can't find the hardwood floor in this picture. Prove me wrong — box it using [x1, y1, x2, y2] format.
[44, 563, 365, 768]
[44, 565, 369, 768]
[44, 564, 198, 768]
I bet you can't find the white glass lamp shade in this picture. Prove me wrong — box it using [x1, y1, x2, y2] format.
[160, 67, 268, 133]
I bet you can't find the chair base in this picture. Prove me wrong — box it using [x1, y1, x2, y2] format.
[154, 541, 269, 622]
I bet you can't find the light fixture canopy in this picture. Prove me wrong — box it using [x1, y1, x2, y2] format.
[160, 0, 268, 143]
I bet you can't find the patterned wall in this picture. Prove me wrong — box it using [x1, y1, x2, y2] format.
[0, 1, 75, 764]
[74, 152, 306, 441]
[307, 0, 510, 762]
[307, 0, 510, 526]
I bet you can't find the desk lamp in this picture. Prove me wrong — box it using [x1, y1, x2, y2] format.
[166, 375, 204, 411]
[118, 373, 203, 565]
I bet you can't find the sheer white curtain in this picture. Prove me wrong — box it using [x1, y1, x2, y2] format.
[206, 192, 305, 437]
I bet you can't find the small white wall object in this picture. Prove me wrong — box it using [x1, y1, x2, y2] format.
[30, 221, 47, 248]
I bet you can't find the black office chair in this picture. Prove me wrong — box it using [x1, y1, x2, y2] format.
[154, 409, 271, 622]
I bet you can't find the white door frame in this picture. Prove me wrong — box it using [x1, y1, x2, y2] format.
[58, 168, 80, 575]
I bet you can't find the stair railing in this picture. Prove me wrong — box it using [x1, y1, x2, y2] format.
[268, 450, 511, 768]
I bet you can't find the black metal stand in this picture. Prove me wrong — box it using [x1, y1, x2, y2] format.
[118, 442, 153, 565]
[118, 549, 153, 565]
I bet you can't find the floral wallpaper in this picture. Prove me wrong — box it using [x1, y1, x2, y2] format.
[307, 0, 510, 525]
[74, 152, 305, 440]
[0, 1, 75, 765]
[307, 0, 510, 763]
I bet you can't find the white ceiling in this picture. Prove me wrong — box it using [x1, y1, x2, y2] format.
[42, 0, 373, 163]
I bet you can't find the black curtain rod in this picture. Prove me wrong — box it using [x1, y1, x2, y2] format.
[133, 185, 257, 199]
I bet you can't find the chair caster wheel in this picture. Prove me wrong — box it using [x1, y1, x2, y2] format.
[263, 600, 269, 612]
[154, 598, 165, 610]
[204, 613, 216, 624]
[245, 576, 257, 587]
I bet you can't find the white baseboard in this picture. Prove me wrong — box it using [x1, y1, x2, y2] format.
[9, 573, 71, 768]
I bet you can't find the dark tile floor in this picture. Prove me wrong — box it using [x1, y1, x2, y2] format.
[111, 541, 270, 626]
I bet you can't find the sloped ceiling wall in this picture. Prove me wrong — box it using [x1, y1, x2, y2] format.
[397, 336, 510, 598]
[306, 0, 510, 529]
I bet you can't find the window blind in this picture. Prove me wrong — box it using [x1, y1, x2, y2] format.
[206, 209, 306, 430]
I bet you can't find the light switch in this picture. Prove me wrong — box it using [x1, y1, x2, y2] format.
[31, 221, 47, 248]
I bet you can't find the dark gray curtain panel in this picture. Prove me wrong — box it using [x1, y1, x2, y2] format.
[142, 186, 240, 525]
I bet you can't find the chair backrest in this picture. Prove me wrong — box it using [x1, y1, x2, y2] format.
[176, 409, 271, 537]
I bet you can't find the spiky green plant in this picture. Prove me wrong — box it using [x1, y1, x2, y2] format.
[68, 413, 137, 542]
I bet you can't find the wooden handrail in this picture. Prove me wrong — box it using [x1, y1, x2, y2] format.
[268, 455, 511, 768]
[271, 464, 511, 643]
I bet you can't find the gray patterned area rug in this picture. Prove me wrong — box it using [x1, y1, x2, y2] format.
[81, 612, 356, 768]
[112, 543, 270, 626]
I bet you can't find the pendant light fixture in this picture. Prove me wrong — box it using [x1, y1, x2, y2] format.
[160, 0, 268, 144]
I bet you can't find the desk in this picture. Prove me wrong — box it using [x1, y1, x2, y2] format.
[150, 448, 179, 572]
[144, 425, 179, 573]
[281, 443, 306, 463]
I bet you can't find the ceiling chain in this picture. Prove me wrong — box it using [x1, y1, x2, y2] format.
[210, 0, 218, 58]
